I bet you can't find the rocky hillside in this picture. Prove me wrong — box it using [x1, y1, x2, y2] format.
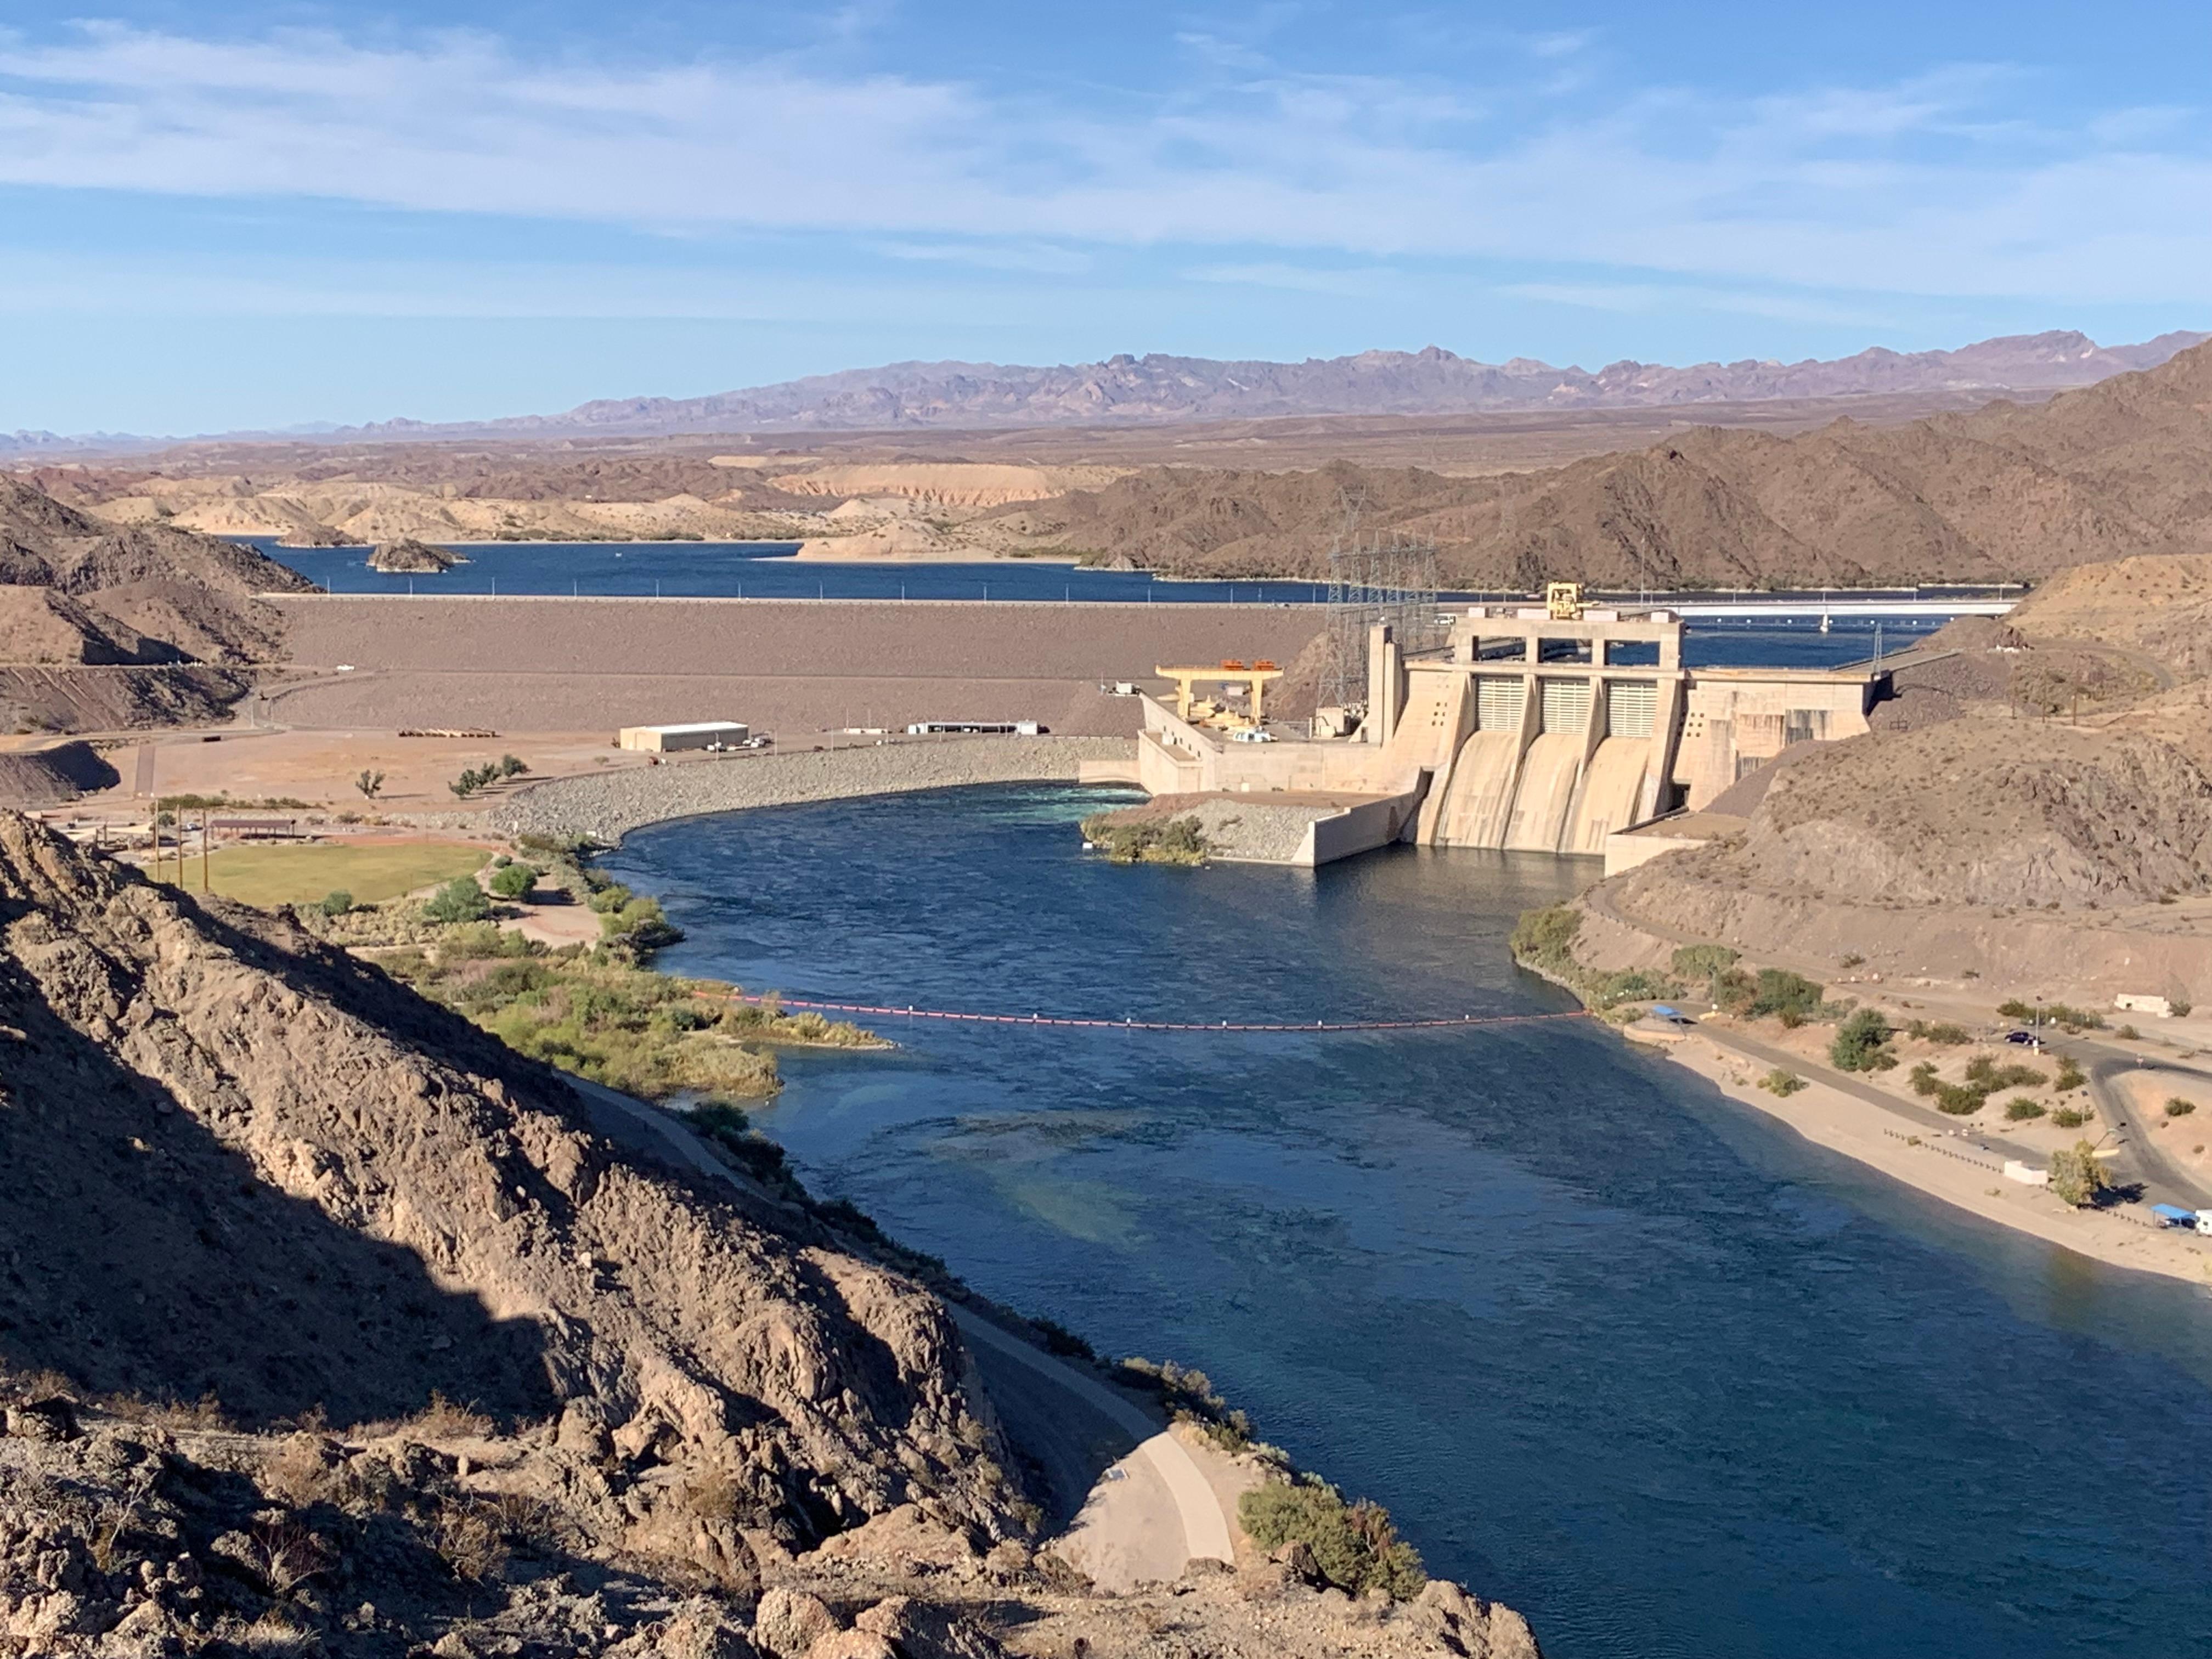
[1003, 340, 2212, 589]
[1571, 552, 2212, 1000]
[0, 477, 311, 731]
[0, 813, 1537, 1656]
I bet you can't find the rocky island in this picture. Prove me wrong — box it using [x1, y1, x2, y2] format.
[368, 537, 468, 574]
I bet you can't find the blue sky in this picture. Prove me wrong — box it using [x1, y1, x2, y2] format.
[2, 1, 2208, 432]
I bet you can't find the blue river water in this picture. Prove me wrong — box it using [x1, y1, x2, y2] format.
[607, 785, 2212, 1659]
[253, 538, 1946, 669]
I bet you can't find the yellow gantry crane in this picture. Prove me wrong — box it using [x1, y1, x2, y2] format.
[1155, 659, 1284, 726]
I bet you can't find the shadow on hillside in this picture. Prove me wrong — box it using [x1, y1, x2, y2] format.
[0, 946, 554, 1430]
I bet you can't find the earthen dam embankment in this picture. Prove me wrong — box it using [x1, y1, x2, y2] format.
[266, 596, 1327, 737]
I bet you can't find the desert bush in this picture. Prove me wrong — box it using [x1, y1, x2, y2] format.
[2054, 1057, 2086, 1092]
[1082, 812, 1210, 866]
[488, 862, 536, 900]
[318, 889, 353, 917]
[1115, 1357, 1257, 1454]
[1829, 1008, 1896, 1072]
[2172, 999, 2193, 1018]
[1905, 1020, 1970, 1045]
[2117, 1024, 2140, 1041]
[1671, 944, 1740, 982]
[2004, 1097, 2046, 1121]
[1965, 1056, 2046, 1091]
[1586, 968, 1680, 1008]
[1759, 1069, 1806, 1097]
[1239, 1477, 1425, 1600]
[1933, 1083, 1987, 1115]
[2166, 1097, 2198, 1118]
[2048, 1139, 2111, 1208]
[2051, 1107, 2092, 1128]
[422, 876, 490, 925]
[1747, 968, 1825, 1028]
[1510, 905, 1582, 975]
[431, 1498, 508, 1585]
[1908, 1062, 1941, 1097]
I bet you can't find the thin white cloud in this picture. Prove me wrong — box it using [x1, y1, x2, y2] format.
[0, 22, 2207, 306]
[1183, 262, 1396, 295]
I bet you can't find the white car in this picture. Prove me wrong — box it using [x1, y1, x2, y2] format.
[1228, 727, 1277, 743]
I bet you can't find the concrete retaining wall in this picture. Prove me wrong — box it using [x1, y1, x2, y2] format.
[492, 735, 1135, 844]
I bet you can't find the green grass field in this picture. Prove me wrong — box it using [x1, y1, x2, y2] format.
[159, 842, 491, 910]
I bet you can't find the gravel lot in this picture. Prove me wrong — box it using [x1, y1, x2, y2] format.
[493, 734, 1133, 843]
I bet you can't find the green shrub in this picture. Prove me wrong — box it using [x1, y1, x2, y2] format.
[2172, 999, 2193, 1018]
[1747, 969, 1825, 1028]
[1933, 1083, 1986, 1115]
[1509, 905, 1583, 975]
[1080, 812, 1210, 866]
[318, 889, 353, 917]
[2116, 1024, 2140, 1041]
[422, 876, 491, 924]
[2054, 1057, 2086, 1092]
[1905, 1020, 1970, 1046]
[1829, 1008, 1897, 1072]
[1965, 1056, 2046, 1091]
[1586, 968, 1680, 1009]
[1908, 1062, 1941, 1098]
[2004, 1097, 2046, 1121]
[1760, 1068, 1807, 1097]
[2051, 1107, 2092, 1128]
[587, 882, 634, 914]
[601, 895, 684, 950]
[2048, 1139, 2111, 1208]
[488, 862, 537, 900]
[1238, 1478, 1425, 1600]
[1670, 944, 1740, 981]
[2166, 1097, 2197, 1119]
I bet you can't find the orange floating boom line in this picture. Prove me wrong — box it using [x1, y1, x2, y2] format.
[700, 987, 1587, 1035]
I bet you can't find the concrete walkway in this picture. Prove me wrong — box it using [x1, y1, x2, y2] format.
[563, 1075, 1234, 1586]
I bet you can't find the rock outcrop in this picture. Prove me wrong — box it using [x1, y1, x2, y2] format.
[0, 811, 1540, 1655]
[368, 538, 467, 574]
[0, 477, 311, 729]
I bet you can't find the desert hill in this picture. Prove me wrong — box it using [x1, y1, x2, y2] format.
[1570, 551, 2212, 1001]
[0, 477, 313, 731]
[1004, 340, 2212, 589]
[0, 814, 1538, 1656]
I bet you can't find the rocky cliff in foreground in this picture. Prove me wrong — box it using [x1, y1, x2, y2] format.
[0, 813, 1536, 1657]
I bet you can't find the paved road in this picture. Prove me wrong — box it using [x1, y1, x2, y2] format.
[1588, 884, 2212, 1209]
[2079, 1050, 2212, 1209]
[565, 1075, 1233, 1579]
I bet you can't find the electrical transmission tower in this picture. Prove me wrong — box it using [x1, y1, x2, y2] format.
[1321, 508, 1441, 712]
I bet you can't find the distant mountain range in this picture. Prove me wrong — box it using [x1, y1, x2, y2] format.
[340, 329, 2208, 438]
[4, 329, 2204, 455]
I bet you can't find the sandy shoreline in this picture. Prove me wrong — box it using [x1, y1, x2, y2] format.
[1644, 1028, 2212, 1286]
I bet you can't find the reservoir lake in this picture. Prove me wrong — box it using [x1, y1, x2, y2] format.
[608, 783, 2212, 1659]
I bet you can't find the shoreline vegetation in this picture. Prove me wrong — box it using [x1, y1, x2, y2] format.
[1080, 809, 1210, 865]
[297, 815, 1435, 1598]
[1513, 902, 2212, 1285]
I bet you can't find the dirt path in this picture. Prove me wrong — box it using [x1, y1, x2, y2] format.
[561, 1075, 1236, 1587]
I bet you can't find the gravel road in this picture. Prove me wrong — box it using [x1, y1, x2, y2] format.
[493, 734, 1133, 843]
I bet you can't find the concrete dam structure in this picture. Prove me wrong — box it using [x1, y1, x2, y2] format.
[1136, 602, 1881, 866]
